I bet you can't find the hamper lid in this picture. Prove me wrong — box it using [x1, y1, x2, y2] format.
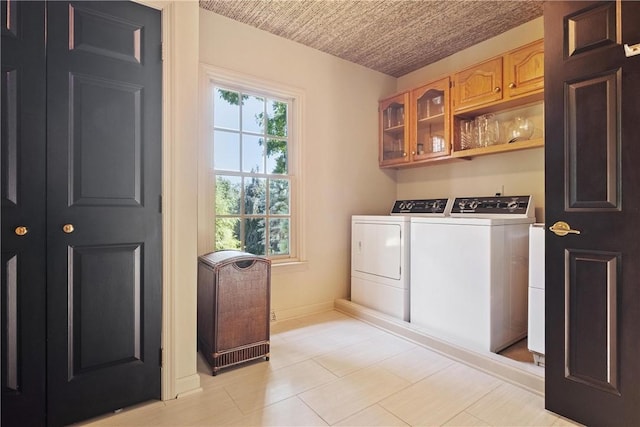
[198, 250, 269, 268]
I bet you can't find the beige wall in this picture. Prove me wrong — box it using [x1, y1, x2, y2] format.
[199, 10, 398, 319]
[395, 17, 546, 221]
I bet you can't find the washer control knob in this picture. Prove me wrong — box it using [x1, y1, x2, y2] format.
[469, 200, 480, 209]
[507, 200, 519, 210]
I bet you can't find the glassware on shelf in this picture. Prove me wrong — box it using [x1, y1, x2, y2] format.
[417, 100, 428, 119]
[396, 106, 405, 126]
[506, 116, 534, 143]
[475, 113, 500, 147]
[430, 95, 444, 116]
[460, 120, 475, 150]
[432, 135, 445, 152]
[385, 106, 394, 129]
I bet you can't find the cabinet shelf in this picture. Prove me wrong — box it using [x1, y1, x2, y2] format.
[417, 113, 445, 126]
[452, 137, 543, 158]
[383, 124, 406, 134]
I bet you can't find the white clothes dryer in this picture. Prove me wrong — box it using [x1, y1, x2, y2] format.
[351, 215, 410, 320]
[410, 196, 535, 353]
[351, 198, 451, 321]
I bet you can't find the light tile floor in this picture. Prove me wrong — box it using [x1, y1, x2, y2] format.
[79, 310, 581, 426]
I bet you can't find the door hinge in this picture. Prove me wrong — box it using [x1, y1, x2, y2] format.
[159, 194, 162, 213]
[159, 347, 163, 367]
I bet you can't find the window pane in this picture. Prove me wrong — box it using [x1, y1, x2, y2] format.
[242, 95, 264, 134]
[215, 217, 241, 251]
[266, 139, 287, 174]
[214, 88, 240, 131]
[242, 134, 264, 173]
[215, 175, 241, 215]
[245, 218, 266, 255]
[269, 219, 290, 255]
[244, 177, 266, 215]
[214, 130, 240, 171]
[267, 99, 287, 137]
[269, 179, 290, 214]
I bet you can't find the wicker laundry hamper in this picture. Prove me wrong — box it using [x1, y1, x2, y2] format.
[197, 250, 271, 375]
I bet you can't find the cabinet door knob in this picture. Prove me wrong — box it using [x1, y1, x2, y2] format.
[403, 152, 407, 157]
[493, 86, 501, 93]
[508, 82, 516, 88]
[14, 226, 28, 236]
[411, 151, 416, 155]
[62, 224, 75, 234]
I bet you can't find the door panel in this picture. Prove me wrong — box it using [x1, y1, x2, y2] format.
[565, 2, 617, 57]
[46, 2, 162, 426]
[545, 1, 640, 425]
[69, 73, 143, 206]
[70, 244, 142, 375]
[69, 3, 143, 64]
[566, 70, 620, 210]
[565, 250, 620, 394]
[1, 1, 47, 426]
[2, 68, 18, 206]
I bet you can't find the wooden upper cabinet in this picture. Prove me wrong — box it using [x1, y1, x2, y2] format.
[379, 92, 410, 167]
[378, 39, 545, 168]
[410, 77, 451, 162]
[453, 39, 544, 113]
[453, 57, 503, 112]
[505, 39, 544, 99]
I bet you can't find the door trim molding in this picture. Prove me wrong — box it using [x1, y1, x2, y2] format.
[132, 0, 202, 401]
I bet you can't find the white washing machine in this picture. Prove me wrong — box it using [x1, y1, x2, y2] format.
[351, 198, 451, 321]
[410, 196, 535, 353]
[528, 223, 545, 365]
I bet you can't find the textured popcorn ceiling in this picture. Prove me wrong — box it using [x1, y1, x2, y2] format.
[199, 0, 543, 77]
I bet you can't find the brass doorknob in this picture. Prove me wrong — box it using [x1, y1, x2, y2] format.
[508, 82, 516, 88]
[549, 221, 581, 237]
[62, 224, 75, 234]
[14, 226, 28, 236]
[494, 86, 501, 93]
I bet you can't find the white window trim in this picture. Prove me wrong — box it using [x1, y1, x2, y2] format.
[198, 64, 306, 266]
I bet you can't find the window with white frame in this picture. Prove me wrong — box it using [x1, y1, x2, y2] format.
[210, 83, 296, 259]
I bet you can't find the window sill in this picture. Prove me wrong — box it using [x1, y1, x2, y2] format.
[271, 260, 309, 273]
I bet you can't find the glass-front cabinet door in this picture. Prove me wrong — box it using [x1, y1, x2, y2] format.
[379, 92, 409, 167]
[411, 77, 450, 161]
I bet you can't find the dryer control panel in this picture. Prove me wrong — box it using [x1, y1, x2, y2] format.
[450, 195, 534, 217]
[390, 198, 452, 216]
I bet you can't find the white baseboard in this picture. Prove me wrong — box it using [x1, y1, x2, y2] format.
[174, 374, 202, 399]
[272, 300, 335, 322]
[334, 298, 545, 396]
